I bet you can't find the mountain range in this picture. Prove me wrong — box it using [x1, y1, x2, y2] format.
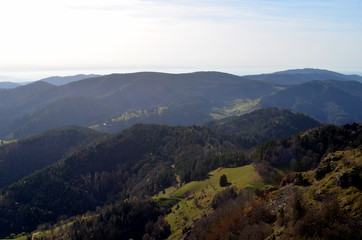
[39, 74, 101, 86]
[0, 68, 361, 140]
[0, 68, 361, 239]
[244, 68, 362, 85]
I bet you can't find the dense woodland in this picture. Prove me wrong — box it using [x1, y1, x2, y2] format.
[0, 109, 361, 239]
[0, 126, 104, 189]
[0, 124, 239, 236]
[252, 122, 362, 170]
[205, 108, 320, 148]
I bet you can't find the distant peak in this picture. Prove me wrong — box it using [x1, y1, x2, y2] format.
[272, 68, 338, 75]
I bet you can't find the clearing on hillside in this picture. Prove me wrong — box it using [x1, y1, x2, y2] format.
[154, 164, 265, 240]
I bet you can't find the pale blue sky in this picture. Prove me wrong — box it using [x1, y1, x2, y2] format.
[0, 0, 361, 81]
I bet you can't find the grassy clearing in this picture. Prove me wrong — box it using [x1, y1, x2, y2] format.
[31, 222, 74, 240]
[210, 99, 260, 119]
[0, 236, 28, 240]
[154, 164, 265, 239]
[3, 216, 93, 240]
[112, 106, 168, 122]
[0, 139, 17, 145]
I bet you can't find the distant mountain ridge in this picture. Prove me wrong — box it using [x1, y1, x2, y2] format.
[245, 68, 362, 85]
[0, 69, 362, 139]
[0, 74, 101, 89]
[0, 71, 275, 139]
[0, 81, 22, 89]
[40, 74, 101, 85]
[0, 126, 104, 189]
[260, 80, 362, 124]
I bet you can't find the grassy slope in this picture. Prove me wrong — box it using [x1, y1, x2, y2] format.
[210, 98, 260, 119]
[0, 139, 17, 145]
[0, 237, 27, 240]
[4, 165, 265, 240]
[302, 149, 362, 214]
[154, 165, 265, 239]
[266, 148, 362, 239]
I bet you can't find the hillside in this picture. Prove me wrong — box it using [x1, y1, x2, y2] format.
[189, 148, 362, 240]
[205, 108, 320, 148]
[260, 81, 362, 124]
[0, 81, 56, 128]
[32, 165, 266, 240]
[0, 124, 243, 236]
[181, 123, 362, 240]
[252, 123, 362, 171]
[6, 122, 362, 240]
[0, 108, 323, 238]
[0, 71, 276, 139]
[156, 165, 266, 240]
[0, 126, 104, 189]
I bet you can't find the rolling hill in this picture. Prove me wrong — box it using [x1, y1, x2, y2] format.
[4, 121, 361, 239]
[0, 72, 276, 139]
[205, 108, 320, 148]
[0, 109, 322, 238]
[0, 69, 362, 140]
[40, 74, 101, 86]
[0, 81, 22, 89]
[0, 124, 241, 236]
[259, 81, 362, 124]
[0, 126, 104, 189]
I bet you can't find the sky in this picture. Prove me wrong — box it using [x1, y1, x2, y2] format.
[0, 0, 361, 81]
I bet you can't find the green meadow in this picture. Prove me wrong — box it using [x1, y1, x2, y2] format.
[154, 164, 265, 239]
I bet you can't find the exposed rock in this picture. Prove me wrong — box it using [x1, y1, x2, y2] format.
[293, 173, 310, 186]
[315, 164, 332, 180]
[337, 167, 362, 189]
[280, 172, 297, 186]
[280, 172, 310, 186]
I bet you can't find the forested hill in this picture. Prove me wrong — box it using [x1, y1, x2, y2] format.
[244, 68, 362, 85]
[0, 126, 104, 189]
[0, 114, 361, 238]
[6, 122, 361, 239]
[0, 109, 320, 237]
[0, 124, 240, 236]
[259, 80, 362, 124]
[252, 122, 362, 171]
[205, 108, 320, 148]
[1, 70, 362, 139]
[0, 71, 275, 139]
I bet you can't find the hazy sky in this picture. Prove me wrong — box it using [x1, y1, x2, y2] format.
[0, 0, 361, 81]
